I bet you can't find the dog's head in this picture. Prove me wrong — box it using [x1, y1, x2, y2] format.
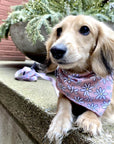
[46, 15, 114, 77]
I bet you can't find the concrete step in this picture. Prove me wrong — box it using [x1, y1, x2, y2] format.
[0, 61, 113, 144]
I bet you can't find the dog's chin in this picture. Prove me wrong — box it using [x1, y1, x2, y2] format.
[51, 58, 89, 73]
[50, 55, 88, 72]
[51, 59, 81, 70]
[58, 62, 76, 70]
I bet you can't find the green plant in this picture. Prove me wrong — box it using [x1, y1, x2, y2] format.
[0, 0, 113, 43]
[0, 5, 26, 41]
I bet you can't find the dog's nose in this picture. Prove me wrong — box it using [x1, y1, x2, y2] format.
[50, 44, 67, 59]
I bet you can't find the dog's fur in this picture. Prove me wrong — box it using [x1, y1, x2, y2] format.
[45, 15, 114, 143]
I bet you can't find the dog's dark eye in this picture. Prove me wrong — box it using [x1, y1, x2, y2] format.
[57, 27, 62, 37]
[79, 26, 90, 36]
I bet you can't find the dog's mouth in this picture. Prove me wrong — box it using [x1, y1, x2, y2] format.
[51, 54, 80, 63]
[52, 58, 71, 65]
[57, 60, 68, 65]
[55, 59, 78, 69]
[53, 56, 81, 65]
[58, 61, 74, 65]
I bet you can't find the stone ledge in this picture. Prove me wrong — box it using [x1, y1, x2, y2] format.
[0, 61, 113, 144]
[0, 103, 38, 144]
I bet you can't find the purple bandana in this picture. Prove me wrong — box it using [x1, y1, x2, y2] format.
[56, 68, 113, 116]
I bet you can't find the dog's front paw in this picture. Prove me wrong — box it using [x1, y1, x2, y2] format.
[75, 111, 102, 136]
[47, 114, 72, 144]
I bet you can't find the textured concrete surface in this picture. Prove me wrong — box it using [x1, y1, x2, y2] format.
[0, 61, 113, 144]
[0, 60, 56, 144]
[0, 104, 37, 144]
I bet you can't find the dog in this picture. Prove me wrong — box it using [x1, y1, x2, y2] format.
[45, 15, 114, 143]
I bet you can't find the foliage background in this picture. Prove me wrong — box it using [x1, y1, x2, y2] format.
[0, 0, 114, 43]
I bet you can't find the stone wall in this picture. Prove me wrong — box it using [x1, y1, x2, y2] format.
[0, 103, 37, 144]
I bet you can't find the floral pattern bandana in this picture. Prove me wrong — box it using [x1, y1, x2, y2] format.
[56, 68, 113, 116]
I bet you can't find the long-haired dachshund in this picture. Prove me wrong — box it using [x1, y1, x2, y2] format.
[45, 15, 114, 143]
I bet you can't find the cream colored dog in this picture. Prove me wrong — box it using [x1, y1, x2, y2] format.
[45, 15, 114, 143]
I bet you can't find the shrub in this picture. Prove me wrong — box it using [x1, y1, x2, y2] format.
[0, 0, 113, 43]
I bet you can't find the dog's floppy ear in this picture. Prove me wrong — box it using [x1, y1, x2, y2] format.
[91, 22, 114, 77]
[45, 28, 57, 73]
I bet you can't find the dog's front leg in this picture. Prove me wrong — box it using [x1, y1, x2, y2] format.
[47, 93, 73, 144]
[75, 110, 102, 136]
